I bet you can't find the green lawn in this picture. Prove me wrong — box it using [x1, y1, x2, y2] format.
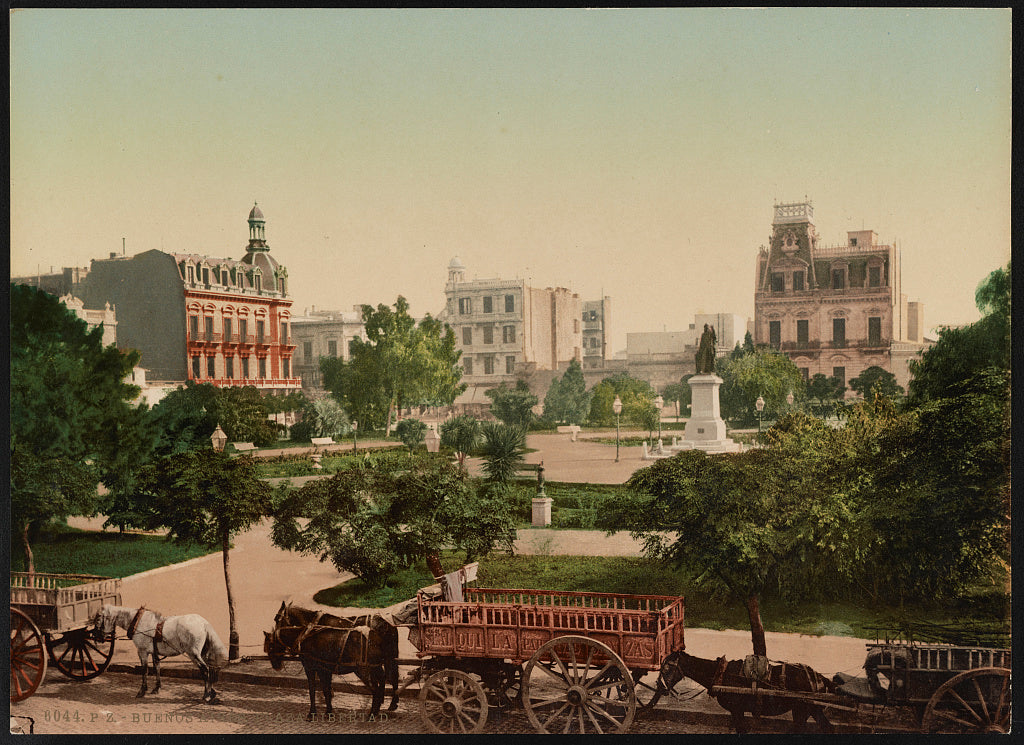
[313, 553, 1010, 643]
[11, 523, 215, 578]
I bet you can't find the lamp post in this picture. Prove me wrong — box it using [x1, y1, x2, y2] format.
[613, 395, 623, 462]
[755, 395, 765, 435]
[210, 424, 227, 453]
[352, 420, 358, 453]
[654, 394, 664, 442]
[786, 391, 795, 408]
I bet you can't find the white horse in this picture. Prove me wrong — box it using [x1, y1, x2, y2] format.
[93, 604, 228, 702]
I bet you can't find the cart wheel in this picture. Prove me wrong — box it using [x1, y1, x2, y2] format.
[522, 635, 636, 734]
[47, 626, 116, 680]
[632, 669, 663, 712]
[11, 608, 48, 702]
[495, 663, 523, 709]
[419, 669, 489, 734]
[921, 667, 1010, 734]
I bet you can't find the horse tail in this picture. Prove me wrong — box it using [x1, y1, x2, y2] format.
[202, 623, 230, 669]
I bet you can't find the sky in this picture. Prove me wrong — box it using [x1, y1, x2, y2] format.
[10, 8, 1011, 353]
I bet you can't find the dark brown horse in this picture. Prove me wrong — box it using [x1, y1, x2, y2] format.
[265, 609, 388, 720]
[659, 650, 835, 733]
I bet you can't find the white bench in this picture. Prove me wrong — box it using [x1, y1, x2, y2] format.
[556, 425, 581, 442]
[232, 442, 256, 452]
[310, 437, 335, 447]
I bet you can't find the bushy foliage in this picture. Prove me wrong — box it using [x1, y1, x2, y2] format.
[439, 414, 481, 469]
[395, 417, 428, 453]
[717, 347, 805, 424]
[542, 360, 592, 425]
[848, 366, 904, 400]
[479, 422, 527, 482]
[271, 457, 516, 587]
[486, 380, 538, 428]
[587, 373, 656, 427]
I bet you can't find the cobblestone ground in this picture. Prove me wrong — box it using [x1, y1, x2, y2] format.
[11, 672, 735, 736]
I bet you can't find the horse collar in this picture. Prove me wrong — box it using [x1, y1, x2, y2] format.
[127, 607, 146, 639]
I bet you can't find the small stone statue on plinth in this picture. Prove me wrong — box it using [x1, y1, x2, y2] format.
[532, 461, 552, 526]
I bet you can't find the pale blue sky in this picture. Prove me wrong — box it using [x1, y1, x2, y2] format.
[11, 8, 1010, 351]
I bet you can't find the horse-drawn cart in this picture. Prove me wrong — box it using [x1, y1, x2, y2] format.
[10, 572, 122, 701]
[410, 587, 686, 733]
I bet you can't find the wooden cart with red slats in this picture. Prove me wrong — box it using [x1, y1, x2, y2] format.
[411, 586, 685, 734]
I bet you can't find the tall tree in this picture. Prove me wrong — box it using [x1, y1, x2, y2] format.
[587, 373, 656, 427]
[10, 284, 145, 571]
[486, 380, 538, 428]
[479, 422, 527, 483]
[908, 263, 1011, 404]
[542, 359, 592, 425]
[136, 450, 272, 659]
[439, 414, 481, 471]
[395, 417, 428, 454]
[717, 348, 805, 424]
[848, 366, 904, 400]
[321, 297, 465, 432]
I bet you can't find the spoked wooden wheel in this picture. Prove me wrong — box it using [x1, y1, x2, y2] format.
[522, 635, 636, 734]
[11, 608, 48, 702]
[922, 667, 1010, 733]
[419, 669, 489, 734]
[632, 669, 664, 712]
[47, 626, 116, 680]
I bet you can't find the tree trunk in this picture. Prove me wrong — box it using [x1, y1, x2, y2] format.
[222, 532, 240, 661]
[747, 593, 767, 657]
[425, 551, 445, 579]
[21, 522, 35, 576]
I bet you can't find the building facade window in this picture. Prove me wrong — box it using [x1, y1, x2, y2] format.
[483, 296, 493, 313]
[505, 295, 514, 313]
[868, 316, 882, 346]
[280, 321, 288, 342]
[506, 355, 515, 374]
[239, 318, 248, 342]
[190, 315, 199, 339]
[205, 316, 214, 339]
[223, 318, 233, 341]
[187, 265, 195, 283]
[256, 320, 266, 343]
[796, 319, 809, 346]
[771, 273, 785, 292]
[254, 274, 261, 292]
[192, 356, 201, 379]
[483, 326, 493, 344]
[799, 367, 809, 381]
[769, 320, 781, 348]
[258, 358, 267, 379]
[283, 359, 290, 378]
[502, 325, 516, 343]
[464, 358, 473, 375]
[869, 266, 881, 287]
[303, 341, 313, 360]
[202, 267, 210, 285]
[241, 356, 250, 379]
[833, 367, 846, 388]
[483, 356, 494, 375]
[463, 327, 473, 345]
[207, 356, 216, 378]
[832, 268, 845, 289]
[793, 271, 804, 291]
[833, 318, 846, 347]
[328, 340, 338, 357]
[225, 357, 234, 379]
[459, 297, 472, 314]
[222, 269, 230, 285]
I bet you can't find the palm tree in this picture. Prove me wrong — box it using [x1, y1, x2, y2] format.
[479, 422, 527, 483]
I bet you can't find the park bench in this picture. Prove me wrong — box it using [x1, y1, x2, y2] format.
[310, 436, 335, 447]
[232, 442, 256, 452]
[556, 424, 581, 441]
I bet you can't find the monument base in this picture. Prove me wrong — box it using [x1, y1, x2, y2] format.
[665, 373, 742, 455]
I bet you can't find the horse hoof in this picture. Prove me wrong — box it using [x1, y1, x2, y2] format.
[136, 691, 146, 699]
[388, 703, 399, 712]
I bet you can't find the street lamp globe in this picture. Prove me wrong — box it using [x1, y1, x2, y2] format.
[755, 395, 765, 413]
[210, 424, 228, 452]
[654, 395, 664, 441]
[612, 396, 623, 463]
[786, 391, 795, 406]
[612, 396, 623, 416]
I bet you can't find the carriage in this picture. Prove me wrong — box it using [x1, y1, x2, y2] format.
[10, 572, 122, 701]
[407, 583, 686, 733]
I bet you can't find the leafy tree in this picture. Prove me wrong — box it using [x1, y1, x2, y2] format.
[661, 379, 692, 421]
[439, 414, 481, 471]
[908, 263, 1011, 404]
[588, 373, 656, 427]
[135, 450, 272, 659]
[322, 297, 466, 433]
[479, 422, 527, 483]
[395, 418, 428, 454]
[542, 359, 592, 425]
[10, 284, 146, 571]
[271, 457, 515, 586]
[291, 396, 350, 442]
[716, 348, 804, 424]
[805, 373, 846, 418]
[147, 381, 222, 456]
[485, 380, 538, 428]
[848, 366, 904, 400]
[215, 386, 280, 446]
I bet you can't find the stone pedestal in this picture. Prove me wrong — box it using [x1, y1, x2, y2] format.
[532, 498, 552, 527]
[670, 374, 742, 454]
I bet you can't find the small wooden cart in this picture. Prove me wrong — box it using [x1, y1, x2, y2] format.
[411, 586, 686, 733]
[10, 572, 122, 702]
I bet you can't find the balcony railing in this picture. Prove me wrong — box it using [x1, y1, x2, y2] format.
[778, 339, 888, 352]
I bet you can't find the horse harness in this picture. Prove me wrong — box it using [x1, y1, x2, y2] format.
[272, 617, 371, 670]
[126, 606, 166, 653]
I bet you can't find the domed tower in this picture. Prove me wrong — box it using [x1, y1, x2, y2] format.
[241, 202, 284, 293]
[448, 256, 466, 285]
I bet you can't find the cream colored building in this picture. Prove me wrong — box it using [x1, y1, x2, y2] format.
[290, 306, 368, 391]
[753, 200, 928, 394]
[438, 257, 582, 386]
